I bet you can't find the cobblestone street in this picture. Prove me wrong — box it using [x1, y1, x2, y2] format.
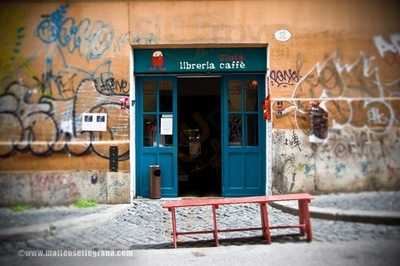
[1, 199, 400, 255]
[311, 191, 400, 212]
[0, 205, 112, 229]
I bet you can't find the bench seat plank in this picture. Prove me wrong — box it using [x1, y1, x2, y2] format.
[163, 196, 268, 208]
[163, 193, 313, 208]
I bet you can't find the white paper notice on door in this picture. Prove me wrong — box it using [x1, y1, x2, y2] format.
[160, 114, 173, 135]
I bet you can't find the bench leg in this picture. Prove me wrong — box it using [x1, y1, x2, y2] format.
[260, 203, 271, 244]
[302, 200, 312, 241]
[169, 207, 178, 248]
[298, 200, 305, 236]
[259, 203, 266, 238]
[212, 205, 219, 246]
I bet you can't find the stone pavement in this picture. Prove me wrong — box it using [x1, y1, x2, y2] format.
[2, 240, 399, 266]
[312, 191, 400, 211]
[0, 205, 113, 229]
[0, 191, 400, 256]
[272, 191, 400, 224]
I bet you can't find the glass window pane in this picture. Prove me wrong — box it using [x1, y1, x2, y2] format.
[159, 80, 173, 112]
[143, 115, 157, 146]
[247, 114, 258, 146]
[143, 81, 156, 112]
[228, 80, 241, 112]
[159, 114, 173, 146]
[160, 135, 173, 146]
[246, 80, 258, 111]
[229, 114, 242, 146]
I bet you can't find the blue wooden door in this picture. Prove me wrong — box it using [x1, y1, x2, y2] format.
[136, 77, 177, 197]
[222, 76, 266, 196]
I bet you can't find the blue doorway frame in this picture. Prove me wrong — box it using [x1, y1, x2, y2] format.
[221, 75, 266, 196]
[134, 47, 267, 198]
[135, 76, 178, 197]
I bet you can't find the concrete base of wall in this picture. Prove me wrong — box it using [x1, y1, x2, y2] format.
[0, 171, 130, 206]
[271, 128, 400, 194]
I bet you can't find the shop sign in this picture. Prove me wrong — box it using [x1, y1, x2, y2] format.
[134, 48, 266, 73]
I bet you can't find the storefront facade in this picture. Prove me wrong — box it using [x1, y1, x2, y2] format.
[134, 47, 267, 197]
[0, 0, 399, 205]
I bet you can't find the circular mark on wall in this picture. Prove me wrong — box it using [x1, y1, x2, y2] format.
[334, 143, 347, 159]
[274, 29, 292, 42]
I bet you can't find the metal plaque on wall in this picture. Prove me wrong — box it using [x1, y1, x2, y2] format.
[109, 146, 119, 172]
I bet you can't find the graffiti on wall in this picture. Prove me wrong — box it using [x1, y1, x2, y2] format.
[373, 33, 400, 58]
[0, 79, 129, 159]
[31, 174, 81, 204]
[271, 34, 400, 193]
[0, 4, 130, 161]
[37, 4, 114, 61]
[272, 50, 400, 136]
[94, 76, 129, 96]
[373, 33, 400, 69]
[269, 54, 303, 89]
[271, 151, 297, 194]
[269, 69, 301, 88]
[272, 130, 304, 193]
[272, 126, 400, 193]
[315, 128, 400, 161]
[132, 32, 158, 45]
[272, 129, 302, 152]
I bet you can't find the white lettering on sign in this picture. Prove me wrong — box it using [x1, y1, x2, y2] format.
[179, 61, 216, 70]
[179, 60, 246, 71]
[219, 61, 246, 69]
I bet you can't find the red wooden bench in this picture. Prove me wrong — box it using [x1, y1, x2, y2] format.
[162, 193, 313, 248]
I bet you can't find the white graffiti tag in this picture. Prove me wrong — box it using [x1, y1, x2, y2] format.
[373, 33, 400, 57]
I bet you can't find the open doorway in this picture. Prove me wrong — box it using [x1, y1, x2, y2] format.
[178, 77, 221, 197]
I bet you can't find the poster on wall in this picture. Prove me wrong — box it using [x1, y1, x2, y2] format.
[160, 114, 173, 135]
[81, 113, 107, 131]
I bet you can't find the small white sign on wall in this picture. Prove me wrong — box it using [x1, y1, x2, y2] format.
[160, 114, 173, 135]
[81, 113, 107, 131]
[60, 120, 73, 134]
[274, 29, 292, 42]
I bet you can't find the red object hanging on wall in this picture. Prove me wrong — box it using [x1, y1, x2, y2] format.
[119, 96, 130, 109]
[263, 96, 271, 121]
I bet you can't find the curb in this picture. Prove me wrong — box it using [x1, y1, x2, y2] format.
[270, 202, 400, 225]
[0, 204, 131, 241]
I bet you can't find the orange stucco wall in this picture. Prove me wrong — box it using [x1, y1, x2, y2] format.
[0, 1, 130, 171]
[0, 0, 399, 202]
